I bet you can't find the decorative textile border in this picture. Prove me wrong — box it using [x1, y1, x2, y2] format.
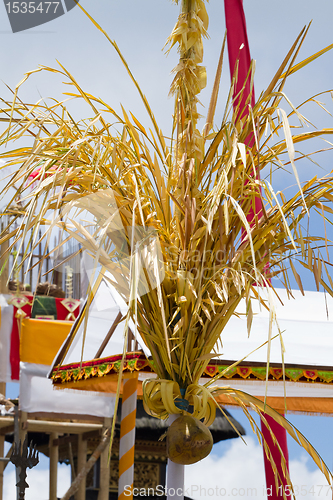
[203, 365, 333, 384]
[51, 353, 333, 386]
[51, 353, 153, 384]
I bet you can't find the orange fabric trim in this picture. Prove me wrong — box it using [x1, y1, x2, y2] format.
[54, 373, 143, 396]
[119, 447, 135, 476]
[120, 411, 137, 438]
[21, 318, 72, 365]
[214, 394, 333, 414]
[54, 376, 333, 415]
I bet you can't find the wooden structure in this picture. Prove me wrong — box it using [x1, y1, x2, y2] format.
[0, 407, 112, 500]
[0, 209, 81, 299]
[0, 399, 245, 500]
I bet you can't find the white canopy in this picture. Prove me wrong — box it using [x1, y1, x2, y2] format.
[220, 288, 333, 367]
[50, 285, 333, 414]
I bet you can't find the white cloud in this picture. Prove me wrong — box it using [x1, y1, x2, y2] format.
[3, 462, 71, 500]
[288, 456, 331, 499]
[184, 437, 331, 500]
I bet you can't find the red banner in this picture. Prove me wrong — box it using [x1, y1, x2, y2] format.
[261, 414, 291, 499]
[224, 4, 284, 498]
[224, 0, 255, 119]
[224, 0, 263, 251]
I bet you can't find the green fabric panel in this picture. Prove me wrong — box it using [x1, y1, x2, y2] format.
[285, 369, 304, 381]
[219, 365, 237, 377]
[31, 296, 57, 319]
[318, 371, 333, 383]
[251, 367, 267, 380]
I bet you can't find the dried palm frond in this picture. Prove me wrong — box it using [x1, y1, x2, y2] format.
[1, 1, 333, 493]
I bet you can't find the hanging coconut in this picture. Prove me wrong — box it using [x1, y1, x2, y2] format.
[166, 415, 213, 465]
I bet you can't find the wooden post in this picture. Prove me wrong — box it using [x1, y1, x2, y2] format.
[0, 233, 9, 294]
[75, 434, 87, 500]
[49, 432, 59, 500]
[0, 435, 4, 500]
[61, 428, 111, 500]
[68, 441, 76, 483]
[14, 406, 19, 500]
[19, 411, 27, 444]
[98, 417, 112, 500]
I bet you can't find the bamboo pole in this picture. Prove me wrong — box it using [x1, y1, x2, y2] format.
[95, 312, 123, 359]
[0, 417, 103, 434]
[0, 421, 10, 500]
[0, 439, 12, 500]
[75, 433, 87, 500]
[0, 378, 6, 500]
[0, 233, 9, 294]
[61, 427, 111, 500]
[0, 434, 4, 500]
[68, 441, 76, 482]
[14, 406, 19, 500]
[25, 419, 103, 434]
[49, 432, 59, 500]
[19, 411, 27, 444]
[0, 385, 5, 400]
[0, 445, 13, 472]
[98, 417, 112, 500]
[0, 376, 7, 500]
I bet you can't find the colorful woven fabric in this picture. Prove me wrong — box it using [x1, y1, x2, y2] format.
[6, 294, 80, 380]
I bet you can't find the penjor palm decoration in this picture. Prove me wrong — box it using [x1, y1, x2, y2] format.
[1, 0, 333, 495]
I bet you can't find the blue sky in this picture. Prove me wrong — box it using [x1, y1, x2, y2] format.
[1, 1, 333, 498]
